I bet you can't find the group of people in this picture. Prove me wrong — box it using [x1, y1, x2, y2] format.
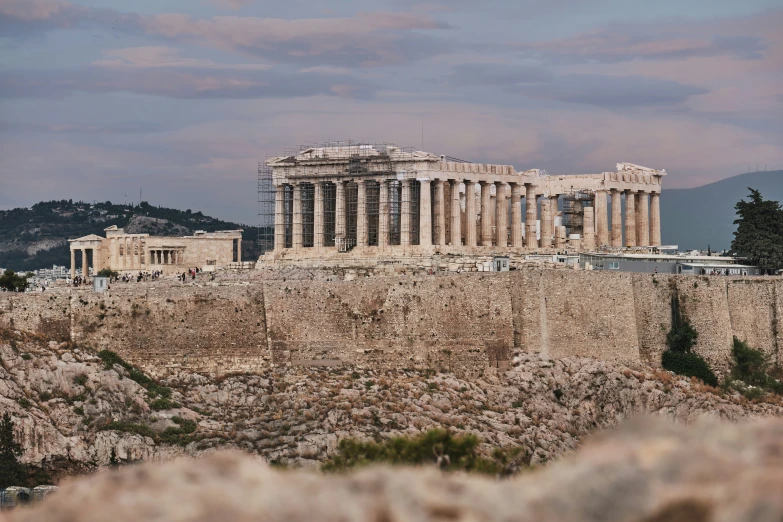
[177, 268, 210, 282]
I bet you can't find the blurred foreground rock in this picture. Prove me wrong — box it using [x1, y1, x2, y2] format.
[6, 416, 783, 522]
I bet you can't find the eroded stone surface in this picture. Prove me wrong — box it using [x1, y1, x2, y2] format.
[7, 417, 783, 522]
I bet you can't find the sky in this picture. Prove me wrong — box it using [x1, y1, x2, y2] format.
[1, 0, 781, 225]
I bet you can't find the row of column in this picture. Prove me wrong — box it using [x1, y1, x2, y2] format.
[115, 236, 145, 269]
[70, 248, 97, 279]
[595, 189, 661, 248]
[149, 249, 183, 265]
[274, 180, 661, 251]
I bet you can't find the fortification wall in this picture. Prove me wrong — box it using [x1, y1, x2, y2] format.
[70, 285, 268, 376]
[1, 271, 780, 376]
[263, 274, 513, 372]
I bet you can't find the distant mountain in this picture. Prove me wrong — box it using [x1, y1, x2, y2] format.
[0, 200, 263, 271]
[660, 171, 783, 251]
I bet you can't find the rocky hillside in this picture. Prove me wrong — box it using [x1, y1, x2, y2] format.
[3, 327, 782, 482]
[10, 417, 783, 522]
[0, 200, 262, 271]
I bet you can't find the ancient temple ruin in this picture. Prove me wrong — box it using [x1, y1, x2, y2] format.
[258, 143, 664, 262]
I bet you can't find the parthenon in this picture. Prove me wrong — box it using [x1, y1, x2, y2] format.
[259, 143, 665, 261]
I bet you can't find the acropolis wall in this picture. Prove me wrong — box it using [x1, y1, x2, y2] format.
[1, 270, 780, 377]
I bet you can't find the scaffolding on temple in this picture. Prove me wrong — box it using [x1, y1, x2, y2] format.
[258, 141, 426, 253]
[562, 189, 594, 237]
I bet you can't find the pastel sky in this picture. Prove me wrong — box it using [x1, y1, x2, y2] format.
[1, 0, 781, 225]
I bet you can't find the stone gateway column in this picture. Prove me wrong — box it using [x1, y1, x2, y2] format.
[70, 248, 76, 279]
[650, 192, 661, 246]
[495, 183, 508, 248]
[595, 191, 609, 247]
[637, 191, 649, 246]
[480, 182, 492, 246]
[419, 179, 432, 248]
[625, 190, 636, 247]
[434, 180, 445, 246]
[583, 206, 595, 250]
[611, 189, 622, 247]
[401, 179, 411, 247]
[450, 179, 461, 246]
[525, 185, 537, 249]
[81, 248, 88, 277]
[510, 183, 523, 248]
[379, 180, 390, 249]
[465, 181, 477, 247]
[292, 183, 303, 250]
[314, 182, 324, 248]
[335, 181, 346, 241]
[357, 181, 368, 248]
[540, 197, 552, 248]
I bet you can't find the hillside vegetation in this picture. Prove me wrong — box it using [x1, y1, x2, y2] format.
[0, 200, 266, 270]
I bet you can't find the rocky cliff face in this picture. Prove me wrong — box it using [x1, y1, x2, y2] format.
[1, 327, 782, 481]
[9, 417, 783, 522]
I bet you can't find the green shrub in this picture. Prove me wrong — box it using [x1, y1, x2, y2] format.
[159, 417, 197, 445]
[38, 391, 52, 402]
[18, 397, 31, 409]
[666, 294, 698, 353]
[662, 350, 718, 386]
[731, 337, 771, 387]
[97, 268, 118, 278]
[98, 350, 172, 399]
[73, 374, 89, 387]
[21, 353, 32, 361]
[150, 398, 180, 411]
[322, 429, 526, 476]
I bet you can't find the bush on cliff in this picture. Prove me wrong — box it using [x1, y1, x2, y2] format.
[662, 350, 718, 387]
[662, 293, 718, 386]
[0, 412, 27, 488]
[728, 337, 783, 397]
[98, 350, 172, 399]
[322, 429, 527, 476]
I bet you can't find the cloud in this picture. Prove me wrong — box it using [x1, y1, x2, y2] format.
[0, 0, 451, 67]
[0, 120, 166, 134]
[0, 66, 375, 100]
[207, 0, 253, 10]
[522, 26, 768, 65]
[92, 46, 269, 70]
[446, 63, 708, 108]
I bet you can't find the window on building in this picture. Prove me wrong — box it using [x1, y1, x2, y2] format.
[608, 261, 620, 270]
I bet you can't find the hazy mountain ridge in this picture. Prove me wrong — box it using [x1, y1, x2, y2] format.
[660, 170, 783, 251]
[0, 200, 262, 271]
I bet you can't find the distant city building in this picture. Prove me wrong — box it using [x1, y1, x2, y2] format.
[68, 225, 243, 278]
[579, 252, 761, 275]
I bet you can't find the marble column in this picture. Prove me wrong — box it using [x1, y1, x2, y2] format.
[81, 248, 88, 277]
[595, 191, 609, 247]
[636, 191, 649, 246]
[583, 206, 596, 250]
[510, 183, 523, 248]
[625, 190, 636, 247]
[480, 182, 492, 246]
[70, 249, 76, 279]
[357, 181, 368, 248]
[611, 189, 622, 247]
[401, 179, 411, 247]
[137, 238, 142, 268]
[549, 195, 559, 238]
[274, 186, 286, 251]
[540, 197, 552, 248]
[335, 181, 346, 239]
[434, 180, 446, 246]
[464, 181, 477, 247]
[237, 238, 241, 263]
[525, 185, 537, 249]
[419, 179, 432, 247]
[379, 180, 390, 248]
[292, 183, 303, 250]
[495, 183, 508, 247]
[314, 182, 324, 248]
[650, 193, 661, 246]
[450, 179, 462, 246]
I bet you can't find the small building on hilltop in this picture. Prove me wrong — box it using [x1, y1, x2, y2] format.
[68, 226, 243, 278]
[579, 252, 761, 275]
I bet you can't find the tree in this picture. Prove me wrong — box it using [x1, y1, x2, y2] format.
[0, 412, 26, 488]
[97, 268, 119, 278]
[0, 270, 29, 291]
[731, 188, 783, 273]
